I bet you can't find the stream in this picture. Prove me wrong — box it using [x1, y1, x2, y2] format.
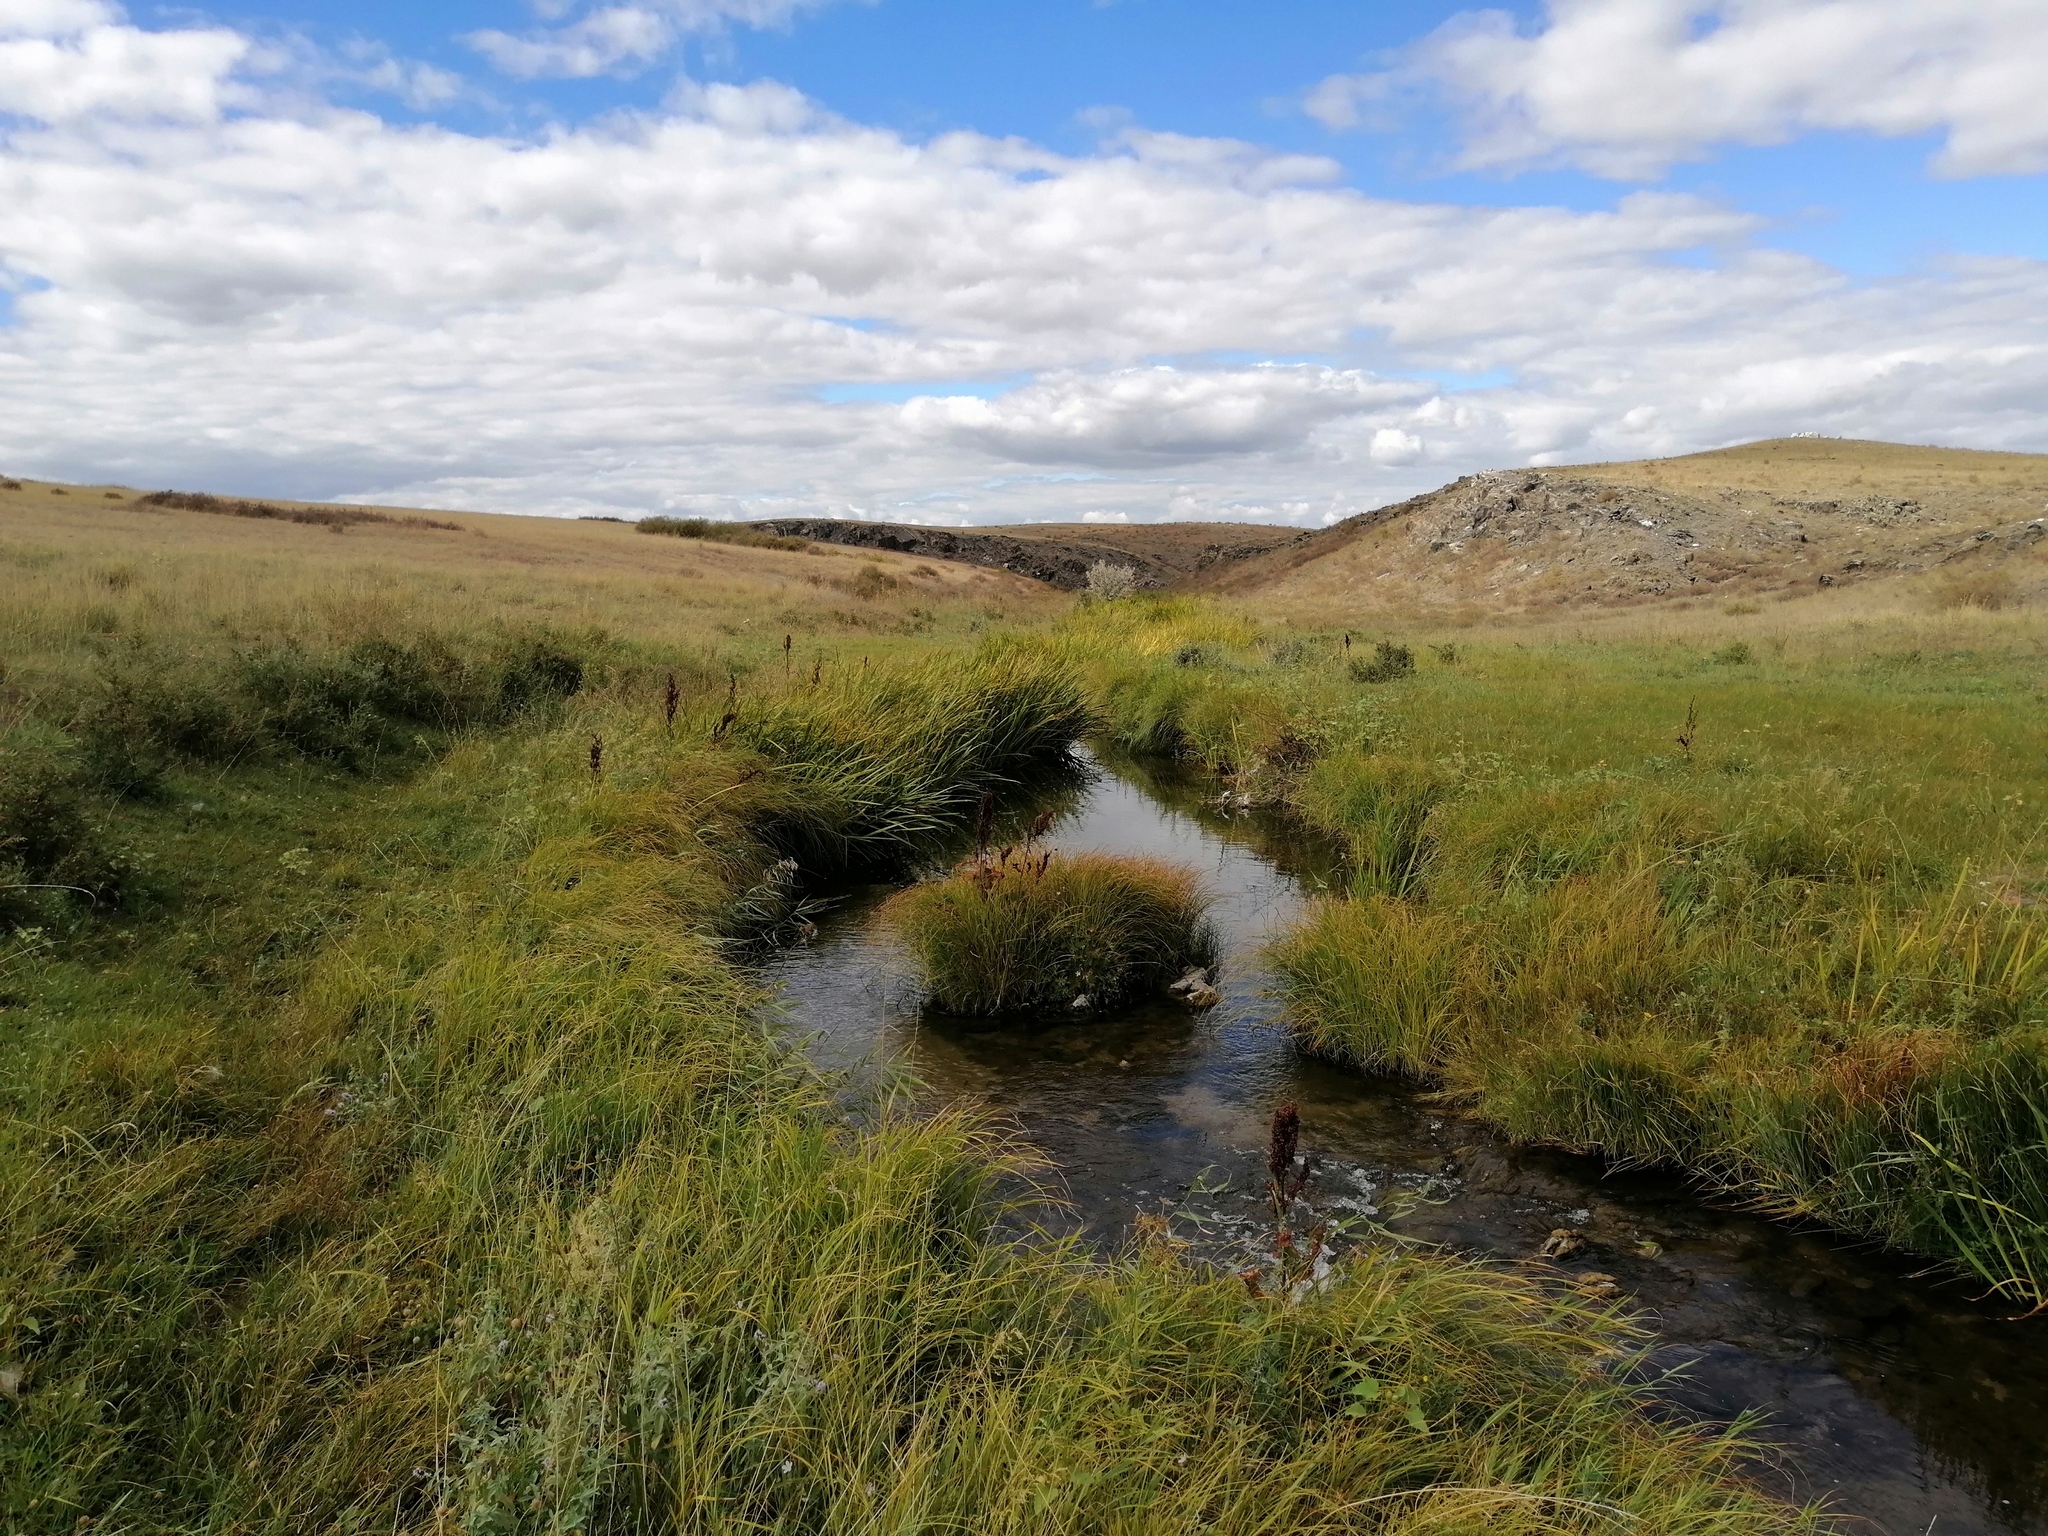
[759, 752, 2048, 1536]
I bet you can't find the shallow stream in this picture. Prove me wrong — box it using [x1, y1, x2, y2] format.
[760, 753, 2048, 1536]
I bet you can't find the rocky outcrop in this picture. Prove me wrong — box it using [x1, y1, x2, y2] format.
[753, 519, 1307, 590]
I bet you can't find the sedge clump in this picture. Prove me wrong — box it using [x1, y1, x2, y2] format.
[886, 848, 1215, 1014]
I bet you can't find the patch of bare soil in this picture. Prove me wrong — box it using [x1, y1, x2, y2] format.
[752, 519, 1307, 590]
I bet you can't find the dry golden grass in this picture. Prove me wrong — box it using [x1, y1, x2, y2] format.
[0, 479, 1063, 704]
[1195, 437, 2048, 624]
[1581, 436, 2048, 515]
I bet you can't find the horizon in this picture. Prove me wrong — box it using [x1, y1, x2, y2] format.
[4, 2, 2046, 525]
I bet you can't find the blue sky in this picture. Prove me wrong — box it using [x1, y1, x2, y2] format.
[4, 1, 2046, 520]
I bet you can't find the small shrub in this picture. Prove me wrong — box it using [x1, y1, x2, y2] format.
[850, 564, 899, 600]
[1723, 601, 1761, 616]
[76, 668, 253, 785]
[1712, 641, 1754, 665]
[1267, 636, 1313, 668]
[491, 635, 586, 720]
[636, 516, 806, 551]
[0, 732, 134, 923]
[138, 489, 461, 532]
[1348, 641, 1414, 684]
[1084, 562, 1140, 601]
[1173, 643, 1211, 668]
[884, 850, 1215, 1014]
[1936, 569, 2020, 611]
[1432, 643, 1460, 664]
[237, 644, 384, 762]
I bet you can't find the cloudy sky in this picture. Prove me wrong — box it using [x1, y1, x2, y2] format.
[2, 1, 2044, 523]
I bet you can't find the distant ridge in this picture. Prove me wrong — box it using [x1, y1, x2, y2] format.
[750, 518, 1307, 590]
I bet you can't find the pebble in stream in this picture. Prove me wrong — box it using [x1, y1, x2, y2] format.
[762, 753, 2048, 1536]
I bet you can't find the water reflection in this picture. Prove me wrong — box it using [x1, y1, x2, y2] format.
[761, 754, 2048, 1536]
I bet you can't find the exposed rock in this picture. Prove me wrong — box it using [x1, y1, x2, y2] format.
[1535, 1228, 1587, 1261]
[752, 518, 1306, 590]
[1193, 457, 2048, 612]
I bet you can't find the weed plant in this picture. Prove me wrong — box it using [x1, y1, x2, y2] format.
[1033, 597, 2048, 1305]
[886, 849, 1216, 1013]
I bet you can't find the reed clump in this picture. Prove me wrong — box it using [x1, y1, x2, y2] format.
[887, 848, 1216, 1013]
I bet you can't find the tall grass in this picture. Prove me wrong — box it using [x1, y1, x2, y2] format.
[729, 652, 1094, 865]
[1034, 597, 2048, 1305]
[0, 657, 1821, 1533]
[886, 849, 1216, 1013]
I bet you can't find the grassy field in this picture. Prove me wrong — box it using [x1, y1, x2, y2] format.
[0, 492, 1821, 1533]
[1039, 583, 2048, 1307]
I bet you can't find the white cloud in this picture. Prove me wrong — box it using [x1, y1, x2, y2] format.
[465, 8, 675, 80]
[0, 10, 2045, 524]
[465, 0, 855, 80]
[902, 366, 1422, 466]
[0, 12, 246, 123]
[1308, 0, 2048, 179]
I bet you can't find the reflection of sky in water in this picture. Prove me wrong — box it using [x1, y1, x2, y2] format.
[757, 758, 2048, 1536]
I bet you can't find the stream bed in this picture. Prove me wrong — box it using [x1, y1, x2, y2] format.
[760, 753, 2048, 1536]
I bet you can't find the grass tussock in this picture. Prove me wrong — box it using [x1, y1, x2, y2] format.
[886, 849, 1216, 1013]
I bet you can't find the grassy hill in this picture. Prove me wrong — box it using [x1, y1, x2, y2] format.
[1192, 438, 2048, 619]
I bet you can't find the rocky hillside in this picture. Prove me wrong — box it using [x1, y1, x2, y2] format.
[1196, 439, 2048, 612]
[753, 518, 1306, 590]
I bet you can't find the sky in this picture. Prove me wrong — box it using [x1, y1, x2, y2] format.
[2, 1, 2046, 524]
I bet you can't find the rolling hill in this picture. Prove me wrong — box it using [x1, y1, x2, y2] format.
[1192, 437, 2048, 613]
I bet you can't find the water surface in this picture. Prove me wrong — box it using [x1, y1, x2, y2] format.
[762, 755, 2048, 1536]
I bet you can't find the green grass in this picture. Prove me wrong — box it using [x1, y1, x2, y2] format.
[1026, 597, 2048, 1307]
[885, 849, 1216, 1013]
[0, 507, 1830, 1533]
[0, 648, 1821, 1535]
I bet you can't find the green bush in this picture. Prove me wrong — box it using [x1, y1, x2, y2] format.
[886, 849, 1215, 1014]
[1348, 640, 1415, 683]
[0, 732, 134, 925]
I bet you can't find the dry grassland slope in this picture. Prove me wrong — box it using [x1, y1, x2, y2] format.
[1197, 438, 2048, 614]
